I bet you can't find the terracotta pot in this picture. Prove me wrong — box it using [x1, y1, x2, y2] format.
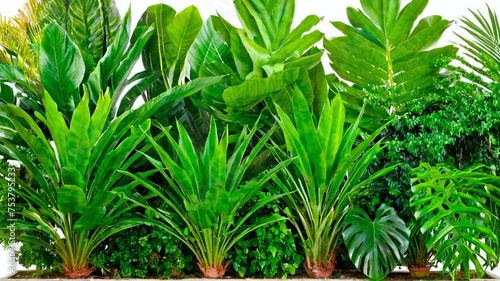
[305, 251, 337, 278]
[408, 265, 431, 278]
[198, 261, 230, 278]
[62, 263, 95, 279]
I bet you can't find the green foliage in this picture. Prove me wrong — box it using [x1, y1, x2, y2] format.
[42, 0, 122, 77]
[121, 119, 291, 276]
[457, 4, 500, 88]
[362, 60, 500, 221]
[272, 87, 397, 275]
[324, 0, 457, 129]
[18, 241, 61, 271]
[91, 225, 194, 278]
[343, 205, 409, 281]
[403, 219, 435, 268]
[189, 0, 324, 129]
[227, 191, 303, 278]
[411, 163, 500, 279]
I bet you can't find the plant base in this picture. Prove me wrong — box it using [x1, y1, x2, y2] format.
[305, 252, 337, 278]
[409, 266, 431, 278]
[198, 262, 230, 278]
[62, 263, 95, 278]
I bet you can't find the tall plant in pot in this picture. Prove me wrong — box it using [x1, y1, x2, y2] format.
[271, 88, 398, 277]
[404, 219, 436, 278]
[121, 119, 292, 278]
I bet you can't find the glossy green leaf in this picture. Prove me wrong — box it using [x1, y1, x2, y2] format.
[56, 185, 87, 213]
[343, 205, 410, 281]
[40, 21, 85, 113]
[223, 68, 300, 111]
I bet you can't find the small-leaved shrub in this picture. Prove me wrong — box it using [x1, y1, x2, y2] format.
[227, 191, 303, 278]
[91, 225, 194, 278]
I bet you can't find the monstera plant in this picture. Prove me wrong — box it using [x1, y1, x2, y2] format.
[121, 119, 292, 278]
[271, 88, 397, 277]
[343, 205, 410, 281]
[411, 163, 500, 279]
[324, 0, 458, 129]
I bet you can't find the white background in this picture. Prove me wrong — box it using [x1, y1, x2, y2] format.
[1, 0, 500, 278]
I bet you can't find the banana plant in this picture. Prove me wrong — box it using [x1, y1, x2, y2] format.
[324, 0, 458, 129]
[343, 205, 410, 281]
[271, 87, 398, 277]
[456, 5, 500, 89]
[187, 0, 324, 127]
[120, 119, 292, 278]
[411, 163, 500, 279]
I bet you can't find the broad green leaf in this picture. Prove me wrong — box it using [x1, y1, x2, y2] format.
[343, 205, 410, 281]
[40, 21, 85, 114]
[66, 91, 91, 178]
[57, 185, 87, 213]
[223, 67, 300, 111]
[73, 206, 106, 231]
[167, 6, 203, 64]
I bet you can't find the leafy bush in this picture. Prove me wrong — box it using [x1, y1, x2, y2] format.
[361, 59, 500, 219]
[91, 225, 194, 278]
[227, 191, 303, 278]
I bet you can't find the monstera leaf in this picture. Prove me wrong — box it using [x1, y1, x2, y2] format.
[324, 0, 458, 128]
[411, 163, 500, 279]
[343, 205, 410, 281]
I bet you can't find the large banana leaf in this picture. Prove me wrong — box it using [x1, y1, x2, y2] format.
[411, 163, 500, 279]
[343, 205, 410, 281]
[138, 4, 202, 88]
[121, 118, 292, 277]
[324, 0, 458, 127]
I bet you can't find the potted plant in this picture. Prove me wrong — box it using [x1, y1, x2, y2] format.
[271, 87, 398, 278]
[404, 219, 436, 278]
[121, 118, 292, 278]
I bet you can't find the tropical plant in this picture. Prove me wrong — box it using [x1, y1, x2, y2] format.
[0, 0, 42, 82]
[41, 0, 122, 79]
[324, 0, 458, 129]
[0, 90, 152, 277]
[1, 2, 156, 122]
[456, 4, 500, 90]
[91, 223, 194, 278]
[227, 190, 304, 278]
[116, 4, 203, 119]
[342, 204, 410, 281]
[187, 0, 324, 128]
[120, 119, 293, 278]
[403, 220, 435, 269]
[411, 163, 500, 279]
[271, 88, 398, 277]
